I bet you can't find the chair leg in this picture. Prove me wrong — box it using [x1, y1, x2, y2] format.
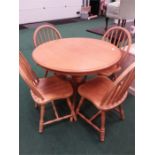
[121, 19, 126, 27]
[67, 98, 77, 122]
[44, 70, 48, 77]
[124, 19, 126, 27]
[76, 97, 85, 114]
[119, 105, 125, 120]
[105, 17, 109, 31]
[118, 19, 121, 26]
[121, 20, 124, 27]
[100, 111, 106, 142]
[51, 101, 59, 119]
[39, 105, 45, 133]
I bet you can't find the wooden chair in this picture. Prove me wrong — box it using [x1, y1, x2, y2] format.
[19, 52, 76, 133]
[76, 62, 135, 142]
[99, 26, 132, 77]
[33, 24, 62, 77]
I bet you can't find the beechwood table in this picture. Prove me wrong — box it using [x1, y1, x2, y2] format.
[32, 38, 122, 104]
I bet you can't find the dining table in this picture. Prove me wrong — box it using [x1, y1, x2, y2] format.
[32, 37, 122, 105]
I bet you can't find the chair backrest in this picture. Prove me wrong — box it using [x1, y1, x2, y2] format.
[102, 26, 132, 62]
[19, 52, 44, 100]
[119, 0, 135, 20]
[33, 24, 62, 47]
[100, 62, 135, 107]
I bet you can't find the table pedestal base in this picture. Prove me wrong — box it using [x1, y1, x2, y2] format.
[70, 75, 87, 121]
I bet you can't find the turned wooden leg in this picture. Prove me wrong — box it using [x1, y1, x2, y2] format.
[39, 105, 45, 133]
[76, 97, 85, 114]
[121, 20, 124, 27]
[118, 19, 121, 26]
[124, 19, 126, 27]
[100, 111, 106, 142]
[119, 105, 125, 120]
[67, 98, 77, 122]
[44, 70, 48, 77]
[121, 19, 126, 27]
[105, 17, 109, 31]
[51, 101, 59, 119]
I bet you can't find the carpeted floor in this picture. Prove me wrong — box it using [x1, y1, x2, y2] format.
[19, 17, 135, 155]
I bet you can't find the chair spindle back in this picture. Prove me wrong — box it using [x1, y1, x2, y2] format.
[101, 62, 135, 107]
[102, 26, 132, 62]
[19, 52, 44, 100]
[33, 24, 62, 47]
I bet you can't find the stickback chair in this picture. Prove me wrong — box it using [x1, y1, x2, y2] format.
[76, 62, 135, 142]
[33, 24, 62, 77]
[19, 52, 76, 133]
[99, 26, 132, 77]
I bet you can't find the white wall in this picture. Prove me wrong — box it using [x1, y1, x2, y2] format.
[19, 0, 82, 24]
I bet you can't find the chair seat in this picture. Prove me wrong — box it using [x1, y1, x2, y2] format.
[98, 65, 121, 76]
[106, 2, 120, 18]
[78, 77, 127, 111]
[31, 76, 73, 104]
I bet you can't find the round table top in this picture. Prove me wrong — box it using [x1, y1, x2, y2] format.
[32, 38, 122, 75]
